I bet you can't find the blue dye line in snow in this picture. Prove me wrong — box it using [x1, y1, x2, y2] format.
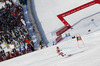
[72, 12, 100, 27]
[26, 48, 86, 66]
[25, 47, 85, 66]
[26, 55, 58, 66]
[62, 46, 83, 50]
[62, 47, 77, 49]
[61, 47, 84, 53]
[91, 21, 98, 27]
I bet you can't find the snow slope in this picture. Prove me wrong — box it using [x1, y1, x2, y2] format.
[32, 0, 100, 44]
[0, 0, 100, 66]
[0, 30, 100, 66]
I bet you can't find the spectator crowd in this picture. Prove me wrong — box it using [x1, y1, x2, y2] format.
[0, 0, 35, 62]
[19, 0, 27, 5]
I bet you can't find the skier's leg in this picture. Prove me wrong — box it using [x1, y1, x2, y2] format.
[61, 52, 66, 57]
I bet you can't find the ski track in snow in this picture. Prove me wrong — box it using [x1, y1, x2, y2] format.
[0, 0, 100, 66]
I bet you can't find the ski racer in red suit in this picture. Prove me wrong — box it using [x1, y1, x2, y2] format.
[56, 47, 66, 57]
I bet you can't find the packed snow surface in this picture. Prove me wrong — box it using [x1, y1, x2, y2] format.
[32, 0, 100, 43]
[0, 30, 100, 66]
[0, 0, 100, 66]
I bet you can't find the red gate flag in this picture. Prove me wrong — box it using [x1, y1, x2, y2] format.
[77, 36, 82, 41]
[76, 34, 85, 47]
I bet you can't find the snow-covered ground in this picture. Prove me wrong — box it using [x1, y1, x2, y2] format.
[0, 0, 100, 66]
[32, 0, 100, 44]
[0, 30, 100, 66]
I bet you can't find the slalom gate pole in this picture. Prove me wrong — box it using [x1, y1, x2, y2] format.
[82, 40, 85, 47]
[79, 34, 85, 47]
[76, 34, 85, 47]
[76, 34, 80, 47]
[77, 41, 80, 47]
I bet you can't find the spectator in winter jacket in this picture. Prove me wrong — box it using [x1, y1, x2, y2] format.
[25, 38, 33, 51]
[25, 38, 30, 45]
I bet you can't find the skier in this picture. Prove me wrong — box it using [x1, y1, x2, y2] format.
[56, 47, 66, 57]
